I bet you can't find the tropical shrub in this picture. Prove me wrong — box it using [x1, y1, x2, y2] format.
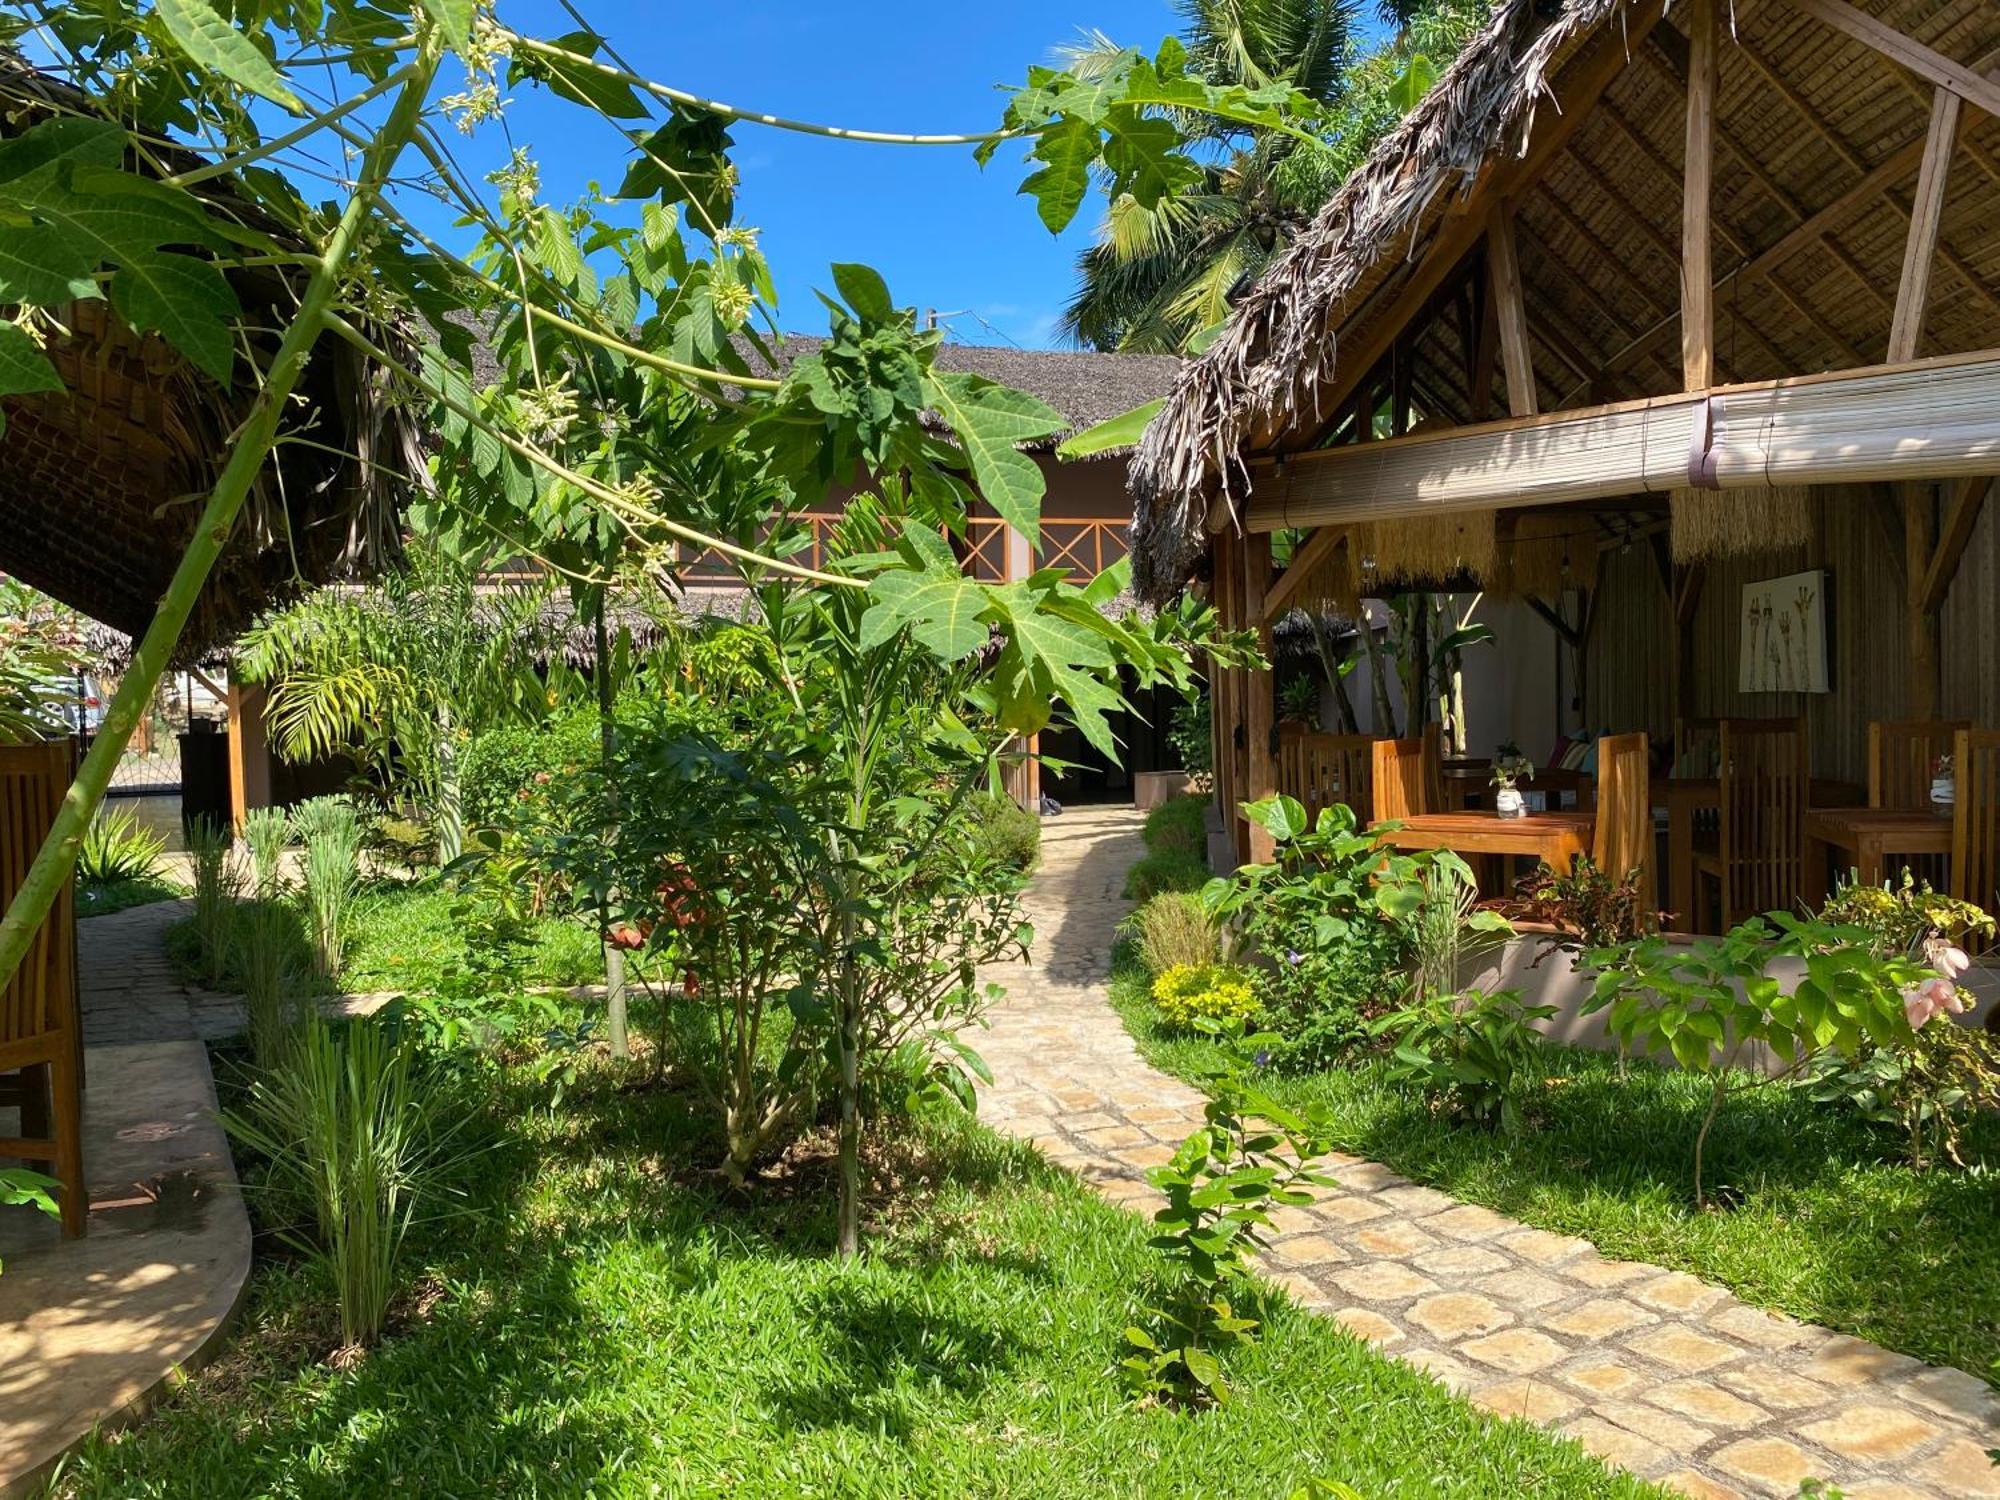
[1124, 890, 1221, 974]
[1202, 796, 1441, 1068]
[75, 804, 168, 886]
[1167, 690, 1213, 791]
[1584, 915, 1929, 1205]
[186, 819, 245, 988]
[240, 806, 291, 899]
[1124, 848, 1212, 901]
[1143, 793, 1210, 858]
[1406, 858, 1512, 1002]
[1820, 871, 1994, 953]
[963, 790, 1040, 875]
[226, 1016, 466, 1349]
[1151, 962, 1259, 1030]
[1506, 855, 1658, 947]
[1373, 988, 1555, 1133]
[292, 797, 363, 980]
[1125, 1022, 1335, 1406]
[459, 708, 606, 833]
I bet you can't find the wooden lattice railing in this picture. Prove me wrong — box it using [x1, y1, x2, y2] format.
[677, 515, 1129, 584]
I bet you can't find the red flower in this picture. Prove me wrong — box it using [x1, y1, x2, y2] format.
[607, 922, 647, 951]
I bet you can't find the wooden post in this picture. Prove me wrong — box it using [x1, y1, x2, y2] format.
[1242, 531, 1277, 863]
[1903, 482, 1939, 719]
[1681, 0, 1717, 390]
[1887, 88, 1961, 363]
[1488, 205, 1538, 417]
[225, 679, 273, 830]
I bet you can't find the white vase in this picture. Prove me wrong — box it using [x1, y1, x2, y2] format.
[1931, 776, 1955, 812]
[1494, 786, 1525, 819]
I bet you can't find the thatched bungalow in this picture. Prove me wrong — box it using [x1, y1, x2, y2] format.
[1131, 0, 2000, 923]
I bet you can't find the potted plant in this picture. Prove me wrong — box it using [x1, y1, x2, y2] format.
[1490, 744, 1534, 819]
[1930, 753, 1955, 813]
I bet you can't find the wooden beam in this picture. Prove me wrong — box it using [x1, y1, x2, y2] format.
[1902, 481, 1938, 718]
[1887, 89, 1963, 363]
[1788, 0, 2000, 122]
[1262, 524, 1344, 623]
[1920, 475, 1994, 613]
[1249, 0, 1668, 456]
[1681, 0, 1717, 389]
[1488, 205, 1538, 417]
[1242, 531, 1277, 863]
[1467, 265, 1499, 422]
[1525, 595, 1583, 648]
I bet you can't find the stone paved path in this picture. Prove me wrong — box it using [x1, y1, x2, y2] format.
[976, 807, 2000, 1500]
[80, 897, 247, 1047]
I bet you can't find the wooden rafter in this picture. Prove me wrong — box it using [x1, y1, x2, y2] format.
[1887, 89, 1962, 363]
[1261, 524, 1343, 623]
[1920, 476, 1995, 613]
[1681, 0, 1718, 389]
[1251, 0, 1670, 459]
[1487, 203, 1538, 417]
[1787, 0, 2000, 121]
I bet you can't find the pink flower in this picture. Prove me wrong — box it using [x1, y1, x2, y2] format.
[1935, 945, 1971, 979]
[1904, 988, 1937, 1029]
[1904, 975, 1963, 1029]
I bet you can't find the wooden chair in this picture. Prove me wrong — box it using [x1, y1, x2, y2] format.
[1591, 732, 1655, 918]
[1951, 728, 2000, 916]
[0, 740, 84, 1235]
[1277, 728, 1374, 826]
[1869, 720, 1968, 809]
[1674, 716, 1721, 779]
[1692, 717, 1808, 932]
[1371, 723, 1443, 821]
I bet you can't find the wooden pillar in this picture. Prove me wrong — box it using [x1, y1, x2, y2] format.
[226, 678, 273, 830]
[1887, 88, 1960, 364]
[1681, 0, 1717, 390]
[1488, 205, 1538, 417]
[1903, 483, 1939, 719]
[1241, 531, 1277, 863]
[1209, 528, 1244, 863]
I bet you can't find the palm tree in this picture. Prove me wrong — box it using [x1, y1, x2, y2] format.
[1062, 0, 1490, 353]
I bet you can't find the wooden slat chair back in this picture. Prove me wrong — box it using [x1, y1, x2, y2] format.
[1371, 724, 1443, 822]
[1869, 720, 1967, 810]
[1951, 729, 2000, 917]
[1711, 717, 1809, 929]
[1277, 728, 1375, 827]
[1591, 732, 1655, 917]
[0, 739, 84, 1235]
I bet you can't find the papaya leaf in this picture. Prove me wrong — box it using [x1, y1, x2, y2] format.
[923, 371, 1062, 547]
[860, 569, 990, 662]
[154, 0, 303, 114]
[0, 321, 62, 397]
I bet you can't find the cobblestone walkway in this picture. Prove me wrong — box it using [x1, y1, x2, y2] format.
[80, 897, 246, 1047]
[976, 806, 2000, 1500]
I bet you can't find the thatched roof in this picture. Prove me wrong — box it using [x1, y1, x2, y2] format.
[0, 57, 422, 661]
[1128, 0, 2000, 603]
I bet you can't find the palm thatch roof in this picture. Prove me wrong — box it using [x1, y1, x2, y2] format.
[0, 56, 422, 661]
[1128, 0, 2000, 603]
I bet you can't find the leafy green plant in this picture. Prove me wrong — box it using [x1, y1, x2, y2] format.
[1151, 962, 1259, 1030]
[1406, 856, 1512, 1002]
[1277, 675, 1320, 725]
[1125, 1022, 1335, 1406]
[75, 804, 169, 886]
[1373, 988, 1554, 1133]
[963, 791, 1041, 875]
[1124, 847, 1212, 901]
[186, 818, 245, 988]
[1584, 915, 1929, 1206]
[1123, 890, 1221, 974]
[1167, 691, 1213, 790]
[0, 1166, 60, 1272]
[1820, 870, 1995, 953]
[236, 900, 307, 1068]
[1506, 854, 1657, 947]
[1142, 793, 1210, 858]
[292, 797, 363, 981]
[226, 1015, 466, 1350]
[240, 806, 291, 900]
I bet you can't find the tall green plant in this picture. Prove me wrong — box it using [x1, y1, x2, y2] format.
[237, 902, 308, 1067]
[226, 1017, 461, 1349]
[291, 798, 363, 981]
[186, 820, 245, 988]
[241, 807, 292, 900]
[76, 804, 169, 886]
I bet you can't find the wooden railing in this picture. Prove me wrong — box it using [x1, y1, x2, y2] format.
[678, 515, 1129, 584]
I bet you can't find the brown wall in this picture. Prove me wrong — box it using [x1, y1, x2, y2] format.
[1586, 485, 1991, 786]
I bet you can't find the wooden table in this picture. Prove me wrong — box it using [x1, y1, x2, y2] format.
[1441, 763, 1596, 813]
[1371, 811, 1593, 885]
[1660, 777, 1862, 930]
[1802, 806, 1953, 905]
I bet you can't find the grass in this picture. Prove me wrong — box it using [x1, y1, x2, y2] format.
[164, 877, 603, 997]
[77, 874, 184, 918]
[1110, 958, 2000, 1381]
[52, 1053, 1654, 1499]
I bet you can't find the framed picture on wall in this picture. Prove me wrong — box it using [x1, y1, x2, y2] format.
[1738, 569, 1830, 693]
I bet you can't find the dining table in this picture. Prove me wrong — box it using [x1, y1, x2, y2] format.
[1801, 806, 1954, 905]
[1370, 809, 1594, 879]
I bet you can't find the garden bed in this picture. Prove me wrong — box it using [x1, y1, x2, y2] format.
[1110, 959, 2000, 1381]
[49, 1055, 1655, 1499]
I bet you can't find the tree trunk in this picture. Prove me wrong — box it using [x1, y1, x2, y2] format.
[434, 703, 464, 867]
[1362, 612, 1398, 738]
[595, 595, 629, 1060]
[0, 52, 441, 989]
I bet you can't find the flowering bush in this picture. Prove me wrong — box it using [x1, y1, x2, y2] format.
[1152, 963, 1260, 1030]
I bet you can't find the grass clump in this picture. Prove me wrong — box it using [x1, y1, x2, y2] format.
[1123, 890, 1220, 974]
[1142, 793, 1209, 857]
[1122, 847, 1211, 902]
[76, 803, 168, 885]
[292, 797, 364, 980]
[186, 818, 246, 988]
[241, 806, 291, 899]
[964, 790, 1040, 874]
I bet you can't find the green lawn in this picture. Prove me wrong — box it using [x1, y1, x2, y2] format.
[76, 875, 184, 918]
[1110, 961, 2000, 1382]
[53, 1056, 1655, 1499]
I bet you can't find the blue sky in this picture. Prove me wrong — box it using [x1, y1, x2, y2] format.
[404, 1, 1186, 349]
